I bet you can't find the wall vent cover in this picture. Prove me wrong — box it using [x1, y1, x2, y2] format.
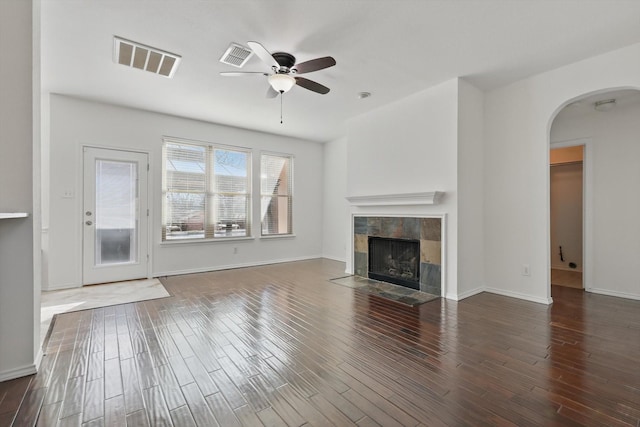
[113, 36, 181, 78]
[219, 43, 253, 68]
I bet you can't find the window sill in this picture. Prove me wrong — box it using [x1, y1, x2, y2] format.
[160, 236, 255, 246]
[260, 234, 296, 240]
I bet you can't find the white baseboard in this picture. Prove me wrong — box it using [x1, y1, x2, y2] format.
[35, 349, 43, 371]
[0, 363, 37, 382]
[551, 266, 583, 273]
[451, 287, 485, 301]
[322, 254, 346, 263]
[42, 282, 82, 291]
[484, 287, 553, 305]
[154, 255, 324, 277]
[588, 287, 640, 301]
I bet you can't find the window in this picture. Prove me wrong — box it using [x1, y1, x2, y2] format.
[261, 153, 293, 235]
[162, 139, 250, 240]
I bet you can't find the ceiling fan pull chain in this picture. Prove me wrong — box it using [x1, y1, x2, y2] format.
[280, 93, 284, 124]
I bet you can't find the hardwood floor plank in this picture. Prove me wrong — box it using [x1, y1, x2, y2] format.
[103, 358, 122, 400]
[82, 417, 104, 427]
[309, 393, 358, 426]
[103, 395, 126, 427]
[167, 355, 195, 387]
[35, 401, 62, 427]
[125, 409, 150, 427]
[5, 260, 640, 427]
[11, 387, 45, 427]
[256, 407, 288, 427]
[134, 351, 158, 390]
[249, 374, 306, 427]
[169, 405, 196, 427]
[142, 385, 172, 427]
[43, 350, 73, 405]
[155, 362, 187, 411]
[86, 351, 104, 382]
[82, 377, 104, 423]
[0, 376, 32, 422]
[183, 356, 218, 397]
[181, 382, 220, 427]
[232, 404, 263, 426]
[120, 357, 144, 415]
[204, 392, 242, 427]
[274, 383, 333, 427]
[59, 376, 85, 420]
[297, 369, 365, 423]
[208, 368, 247, 410]
[57, 413, 82, 427]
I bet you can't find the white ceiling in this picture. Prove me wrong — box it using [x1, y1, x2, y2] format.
[41, 0, 640, 143]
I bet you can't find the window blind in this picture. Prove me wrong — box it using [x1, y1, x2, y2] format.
[260, 154, 293, 235]
[162, 140, 250, 240]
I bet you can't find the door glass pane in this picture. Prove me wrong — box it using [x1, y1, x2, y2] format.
[95, 159, 138, 265]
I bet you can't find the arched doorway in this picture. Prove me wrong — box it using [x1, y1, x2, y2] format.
[548, 88, 640, 298]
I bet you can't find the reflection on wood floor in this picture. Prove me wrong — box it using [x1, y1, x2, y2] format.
[551, 268, 583, 289]
[1, 259, 639, 426]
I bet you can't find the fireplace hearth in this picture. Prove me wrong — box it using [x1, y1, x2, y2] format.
[368, 237, 420, 290]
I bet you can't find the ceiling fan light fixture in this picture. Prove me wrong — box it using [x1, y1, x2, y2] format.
[268, 74, 296, 93]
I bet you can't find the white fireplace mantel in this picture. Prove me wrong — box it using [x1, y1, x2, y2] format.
[346, 191, 444, 207]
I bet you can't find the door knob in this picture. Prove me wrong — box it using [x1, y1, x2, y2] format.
[85, 220, 93, 226]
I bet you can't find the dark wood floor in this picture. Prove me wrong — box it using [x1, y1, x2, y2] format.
[1, 259, 639, 426]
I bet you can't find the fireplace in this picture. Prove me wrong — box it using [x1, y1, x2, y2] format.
[368, 237, 420, 289]
[353, 216, 442, 296]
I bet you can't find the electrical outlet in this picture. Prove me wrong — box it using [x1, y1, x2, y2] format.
[62, 190, 74, 198]
[522, 264, 530, 276]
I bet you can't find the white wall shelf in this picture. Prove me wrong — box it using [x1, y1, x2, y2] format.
[0, 213, 29, 219]
[346, 191, 444, 207]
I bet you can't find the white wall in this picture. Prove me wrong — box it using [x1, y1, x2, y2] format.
[484, 42, 640, 304]
[345, 79, 460, 297]
[0, 0, 41, 381]
[551, 98, 640, 299]
[46, 95, 324, 289]
[322, 137, 348, 261]
[457, 79, 485, 298]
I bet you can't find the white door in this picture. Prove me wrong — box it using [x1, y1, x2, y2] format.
[83, 147, 149, 285]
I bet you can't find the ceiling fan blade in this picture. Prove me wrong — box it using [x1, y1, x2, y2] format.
[266, 86, 279, 98]
[247, 41, 279, 69]
[293, 56, 336, 74]
[294, 77, 330, 95]
[220, 71, 268, 77]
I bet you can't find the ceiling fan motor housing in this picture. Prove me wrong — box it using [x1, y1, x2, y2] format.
[272, 52, 296, 72]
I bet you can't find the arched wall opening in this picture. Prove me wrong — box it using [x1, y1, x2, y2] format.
[546, 87, 640, 301]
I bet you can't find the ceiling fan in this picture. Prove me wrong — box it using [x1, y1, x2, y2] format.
[220, 41, 336, 98]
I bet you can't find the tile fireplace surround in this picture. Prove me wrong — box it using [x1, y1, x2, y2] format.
[353, 216, 442, 296]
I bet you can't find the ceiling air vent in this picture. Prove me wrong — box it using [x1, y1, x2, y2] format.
[114, 36, 181, 78]
[219, 43, 253, 68]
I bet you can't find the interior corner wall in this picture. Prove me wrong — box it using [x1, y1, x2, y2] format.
[551, 99, 640, 300]
[345, 79, 460, 298]
[457, 79, 485, 298]
[0, 0, 38, 381]
[46, 95, 324, 289]
[484, 42, 640, 304]
[322, 137, 348, 262]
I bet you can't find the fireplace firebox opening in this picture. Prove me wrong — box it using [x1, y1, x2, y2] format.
[368, 236, 420, 290]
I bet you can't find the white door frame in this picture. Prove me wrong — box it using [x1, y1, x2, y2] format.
[549, 137, 593, 292]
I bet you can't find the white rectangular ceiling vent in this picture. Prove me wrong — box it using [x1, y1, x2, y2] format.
[219, 43, 253, 68]
[113, 36, 181, 78]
